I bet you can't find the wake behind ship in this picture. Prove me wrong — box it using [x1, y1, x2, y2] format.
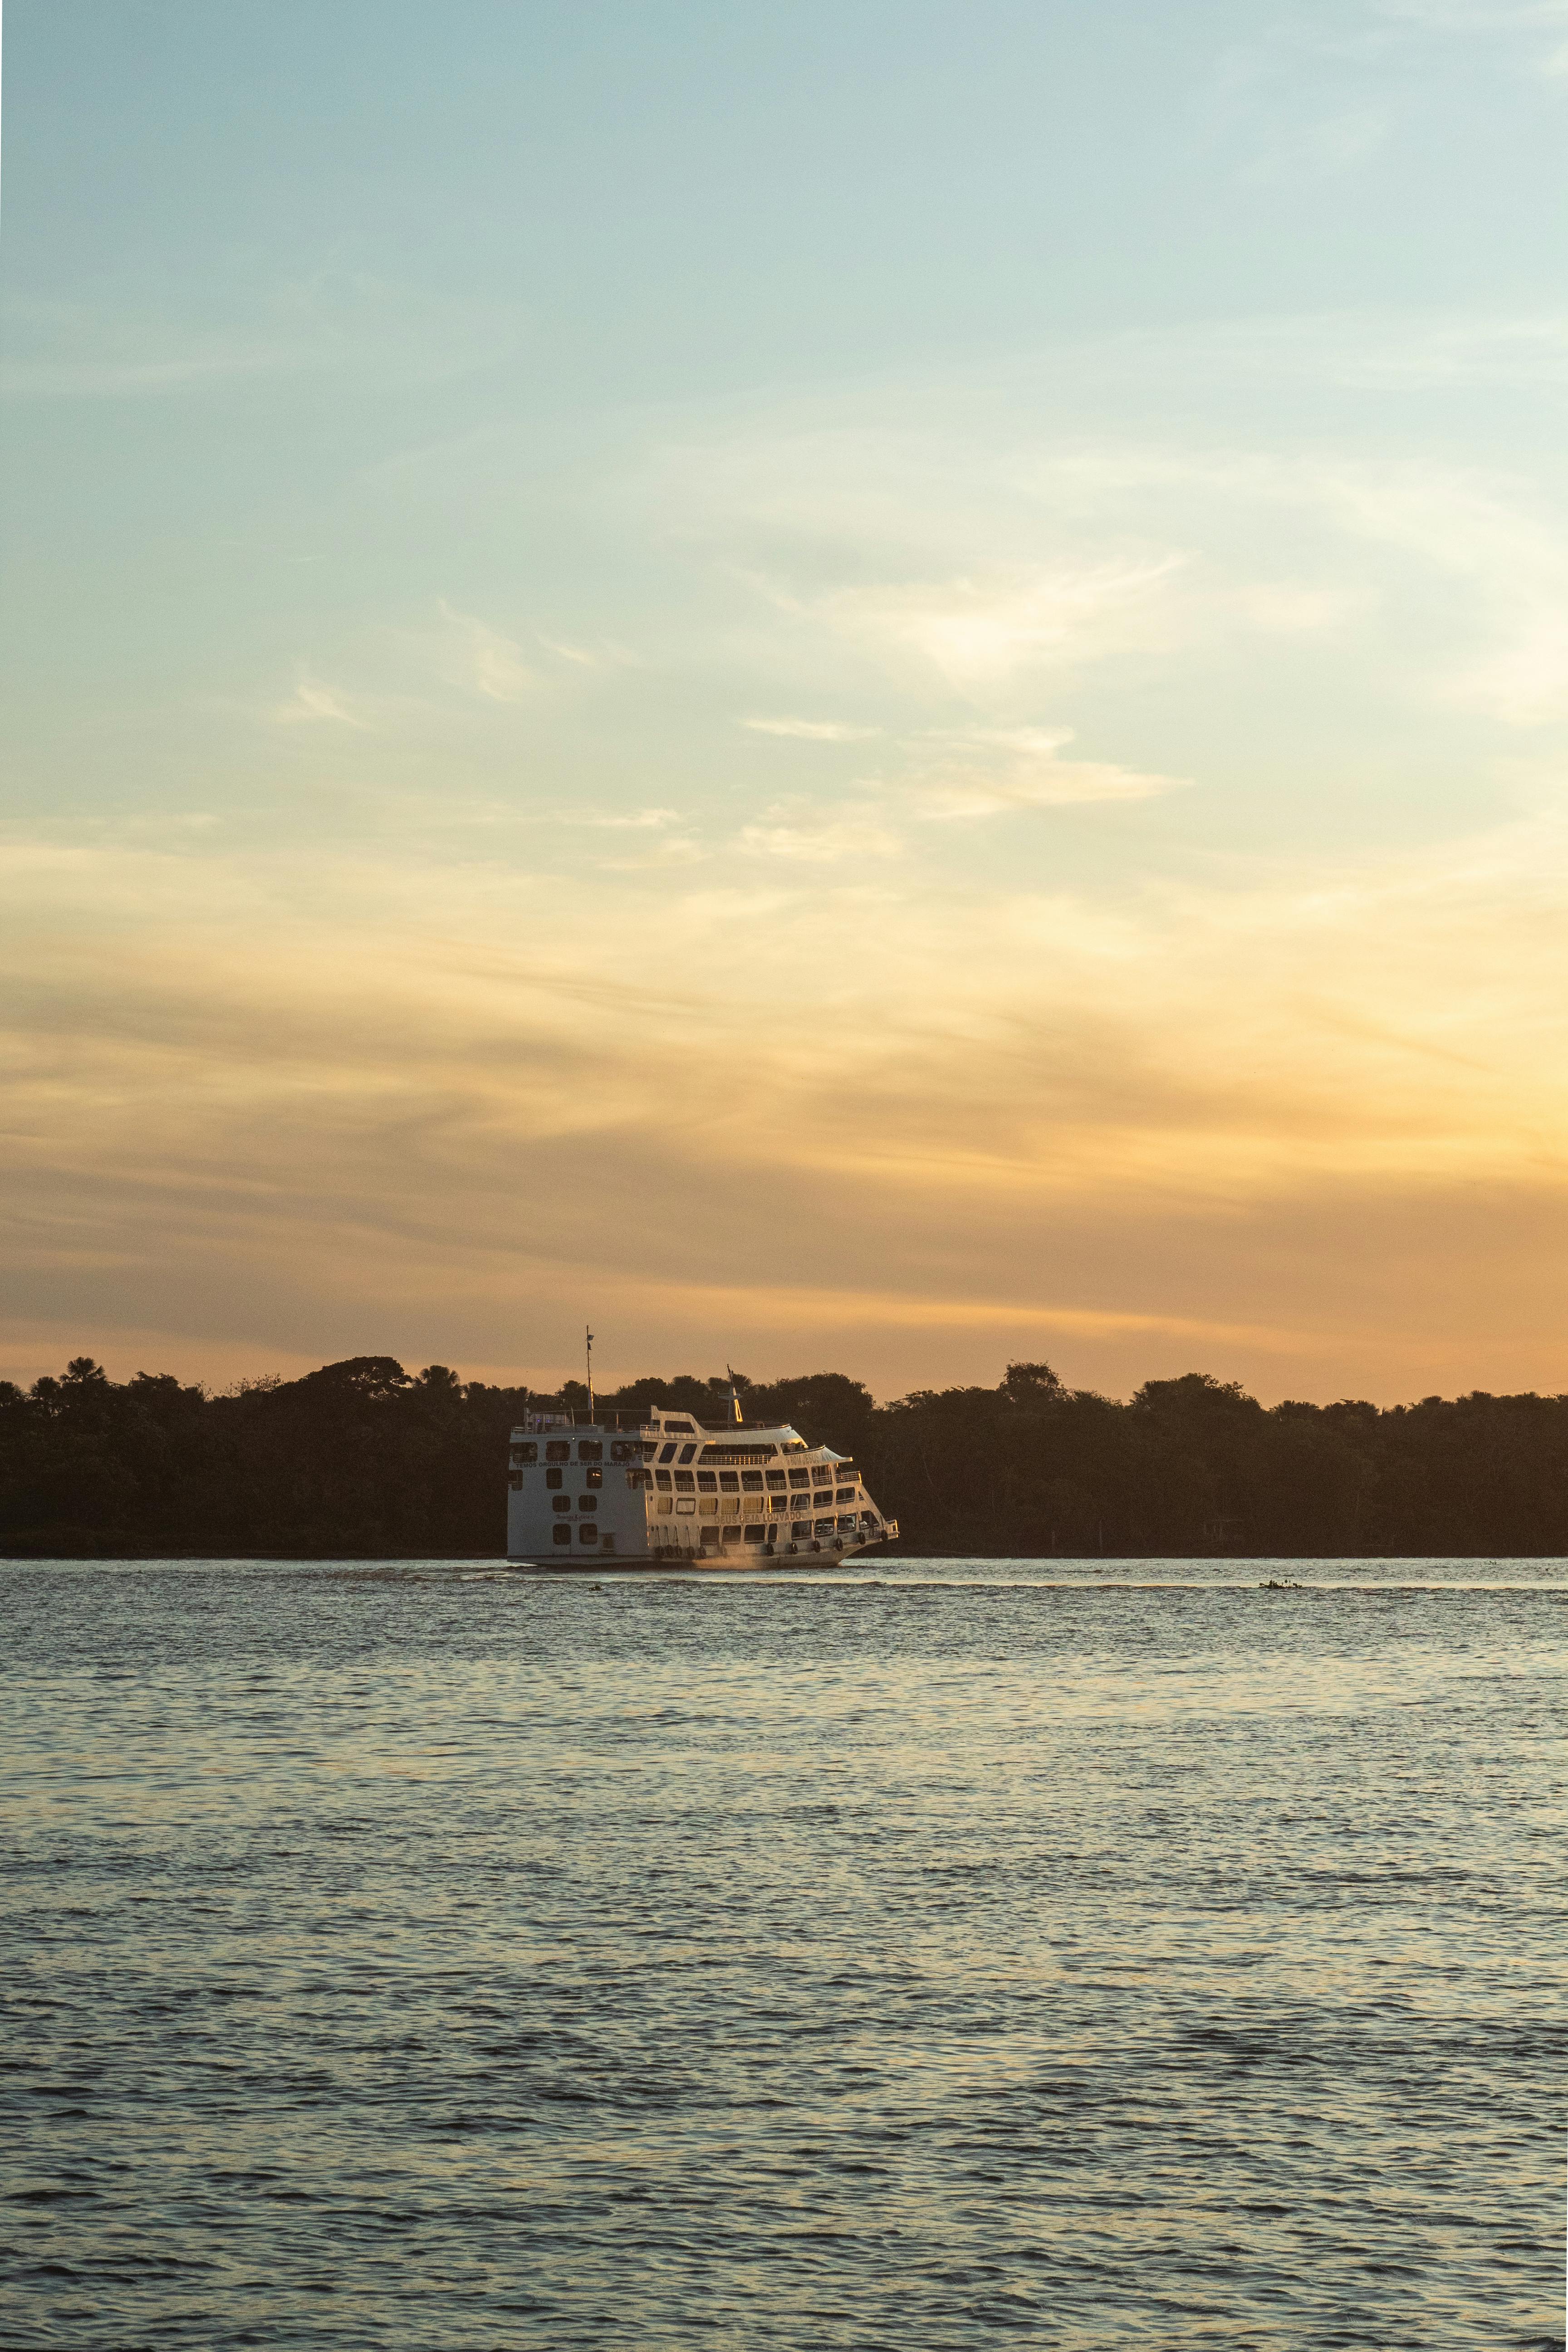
[507, 1401, 898, 1570]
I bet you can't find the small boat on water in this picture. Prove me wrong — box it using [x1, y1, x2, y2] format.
[506, 1390, 899, 1572]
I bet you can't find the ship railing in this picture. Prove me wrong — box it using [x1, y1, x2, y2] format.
[512, 1410, 803, 1436]
[515, 1410, 662, 1433]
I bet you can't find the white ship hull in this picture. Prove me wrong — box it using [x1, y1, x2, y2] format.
[505, 1405, 898, 1572]
[510, 1535, 891, 1574]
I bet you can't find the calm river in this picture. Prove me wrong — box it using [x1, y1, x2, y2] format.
[3, 1558, 1564, 2350]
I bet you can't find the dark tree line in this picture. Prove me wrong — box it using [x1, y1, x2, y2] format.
[2, 1353, 1566, 1558]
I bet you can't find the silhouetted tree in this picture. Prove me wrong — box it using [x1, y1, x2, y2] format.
[3, 1356, 1565, 1558]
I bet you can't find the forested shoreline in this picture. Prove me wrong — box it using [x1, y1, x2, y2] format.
[3, 1353, 1567, 1559]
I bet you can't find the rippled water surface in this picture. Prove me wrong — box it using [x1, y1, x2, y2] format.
[4, 1558, 1565, 2350]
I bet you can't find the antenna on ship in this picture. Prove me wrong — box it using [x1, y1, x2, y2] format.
[585, 1325, 596, 1420]
[726, 1363, 744, 1428]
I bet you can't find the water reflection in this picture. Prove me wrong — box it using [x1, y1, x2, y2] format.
[2, 1561, 1563, 2350]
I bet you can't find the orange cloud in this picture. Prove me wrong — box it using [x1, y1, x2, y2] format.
[3, 799, 1566, 1401]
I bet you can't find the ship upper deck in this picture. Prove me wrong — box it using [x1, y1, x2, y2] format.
[509, 1408, 840, 1463]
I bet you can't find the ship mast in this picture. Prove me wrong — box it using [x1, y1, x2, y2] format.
[725, 1363, 743, 1427]
[585, 1325, 595, 1419]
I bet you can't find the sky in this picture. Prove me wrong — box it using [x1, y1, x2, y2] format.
[4, 0, 1568, 1404]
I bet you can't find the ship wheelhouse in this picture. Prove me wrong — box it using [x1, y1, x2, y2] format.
[505, 1406, 897, 1571]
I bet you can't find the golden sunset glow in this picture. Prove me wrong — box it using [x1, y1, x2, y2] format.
[5, 9, 1568, 1401]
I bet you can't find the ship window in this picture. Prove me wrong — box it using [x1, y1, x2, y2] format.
[699, 1498, 717, 1516]
[792, 1521, 811, 1540]
[513, 1442, 538, 1465]
[835, 1487, 854, 1504]
[744, 1524, 766, 1543]
[600, 1534, 615, 1553]
[675, 1470, 695, 1491]
[676, 1497, 695, 1515]
[658, 1442, 677, 1464]
[765, 1470, 785, 1490]
[678, 1444, 697, 1465]
[585, 1467, 603, 1489]
[579, 1494, 598, 1513]
[553, 1525, 572, 1546]
[546, 1467, 563, 1490]
[741, 1471, 763, 1492]
[552, 1496, 571, 1514]
[834, 1462, 855, 1478]
[697, 1471, 716, 1491]
[789, 1469, 810, 1489]
[578, 1524, 598, 1544]
[837, 1515, 857, 1532]
[665, 1421, 694, 1435]
[719, 1471, 739, 1492]
[655, 1469, 672, 1491]
[625, 1468, 649, 1488]
[700, 1525, 720, 1544]
[546, 1441, 571, 1463]
[812, 1473, 833, 1489]
[657, 1498, 673, 1515]
[815, 1517, 834, 1535]
[578, 1441, 603, 1463]
[720, 1525, 742, 1544]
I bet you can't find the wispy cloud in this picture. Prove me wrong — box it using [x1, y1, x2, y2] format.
[1379, 0, 1568, 28]
[0, 275, 527, 402]
[908, 729, 1188, 820]
[270, 676, 374, 729]
[1373, 0, 1568, 77]
[436, 603, 536, 703]
[553, 807, 685, 831]
[788, 559, 1185, 687]
[537, 635, 644, 671]
[736, 807, 903, 862]
[743, 716, 883, 741]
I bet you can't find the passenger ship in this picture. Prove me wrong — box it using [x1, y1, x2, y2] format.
[506, 1398, 899, 1570]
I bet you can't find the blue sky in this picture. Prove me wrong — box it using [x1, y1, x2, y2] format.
[5, 0, 1568, 1398]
